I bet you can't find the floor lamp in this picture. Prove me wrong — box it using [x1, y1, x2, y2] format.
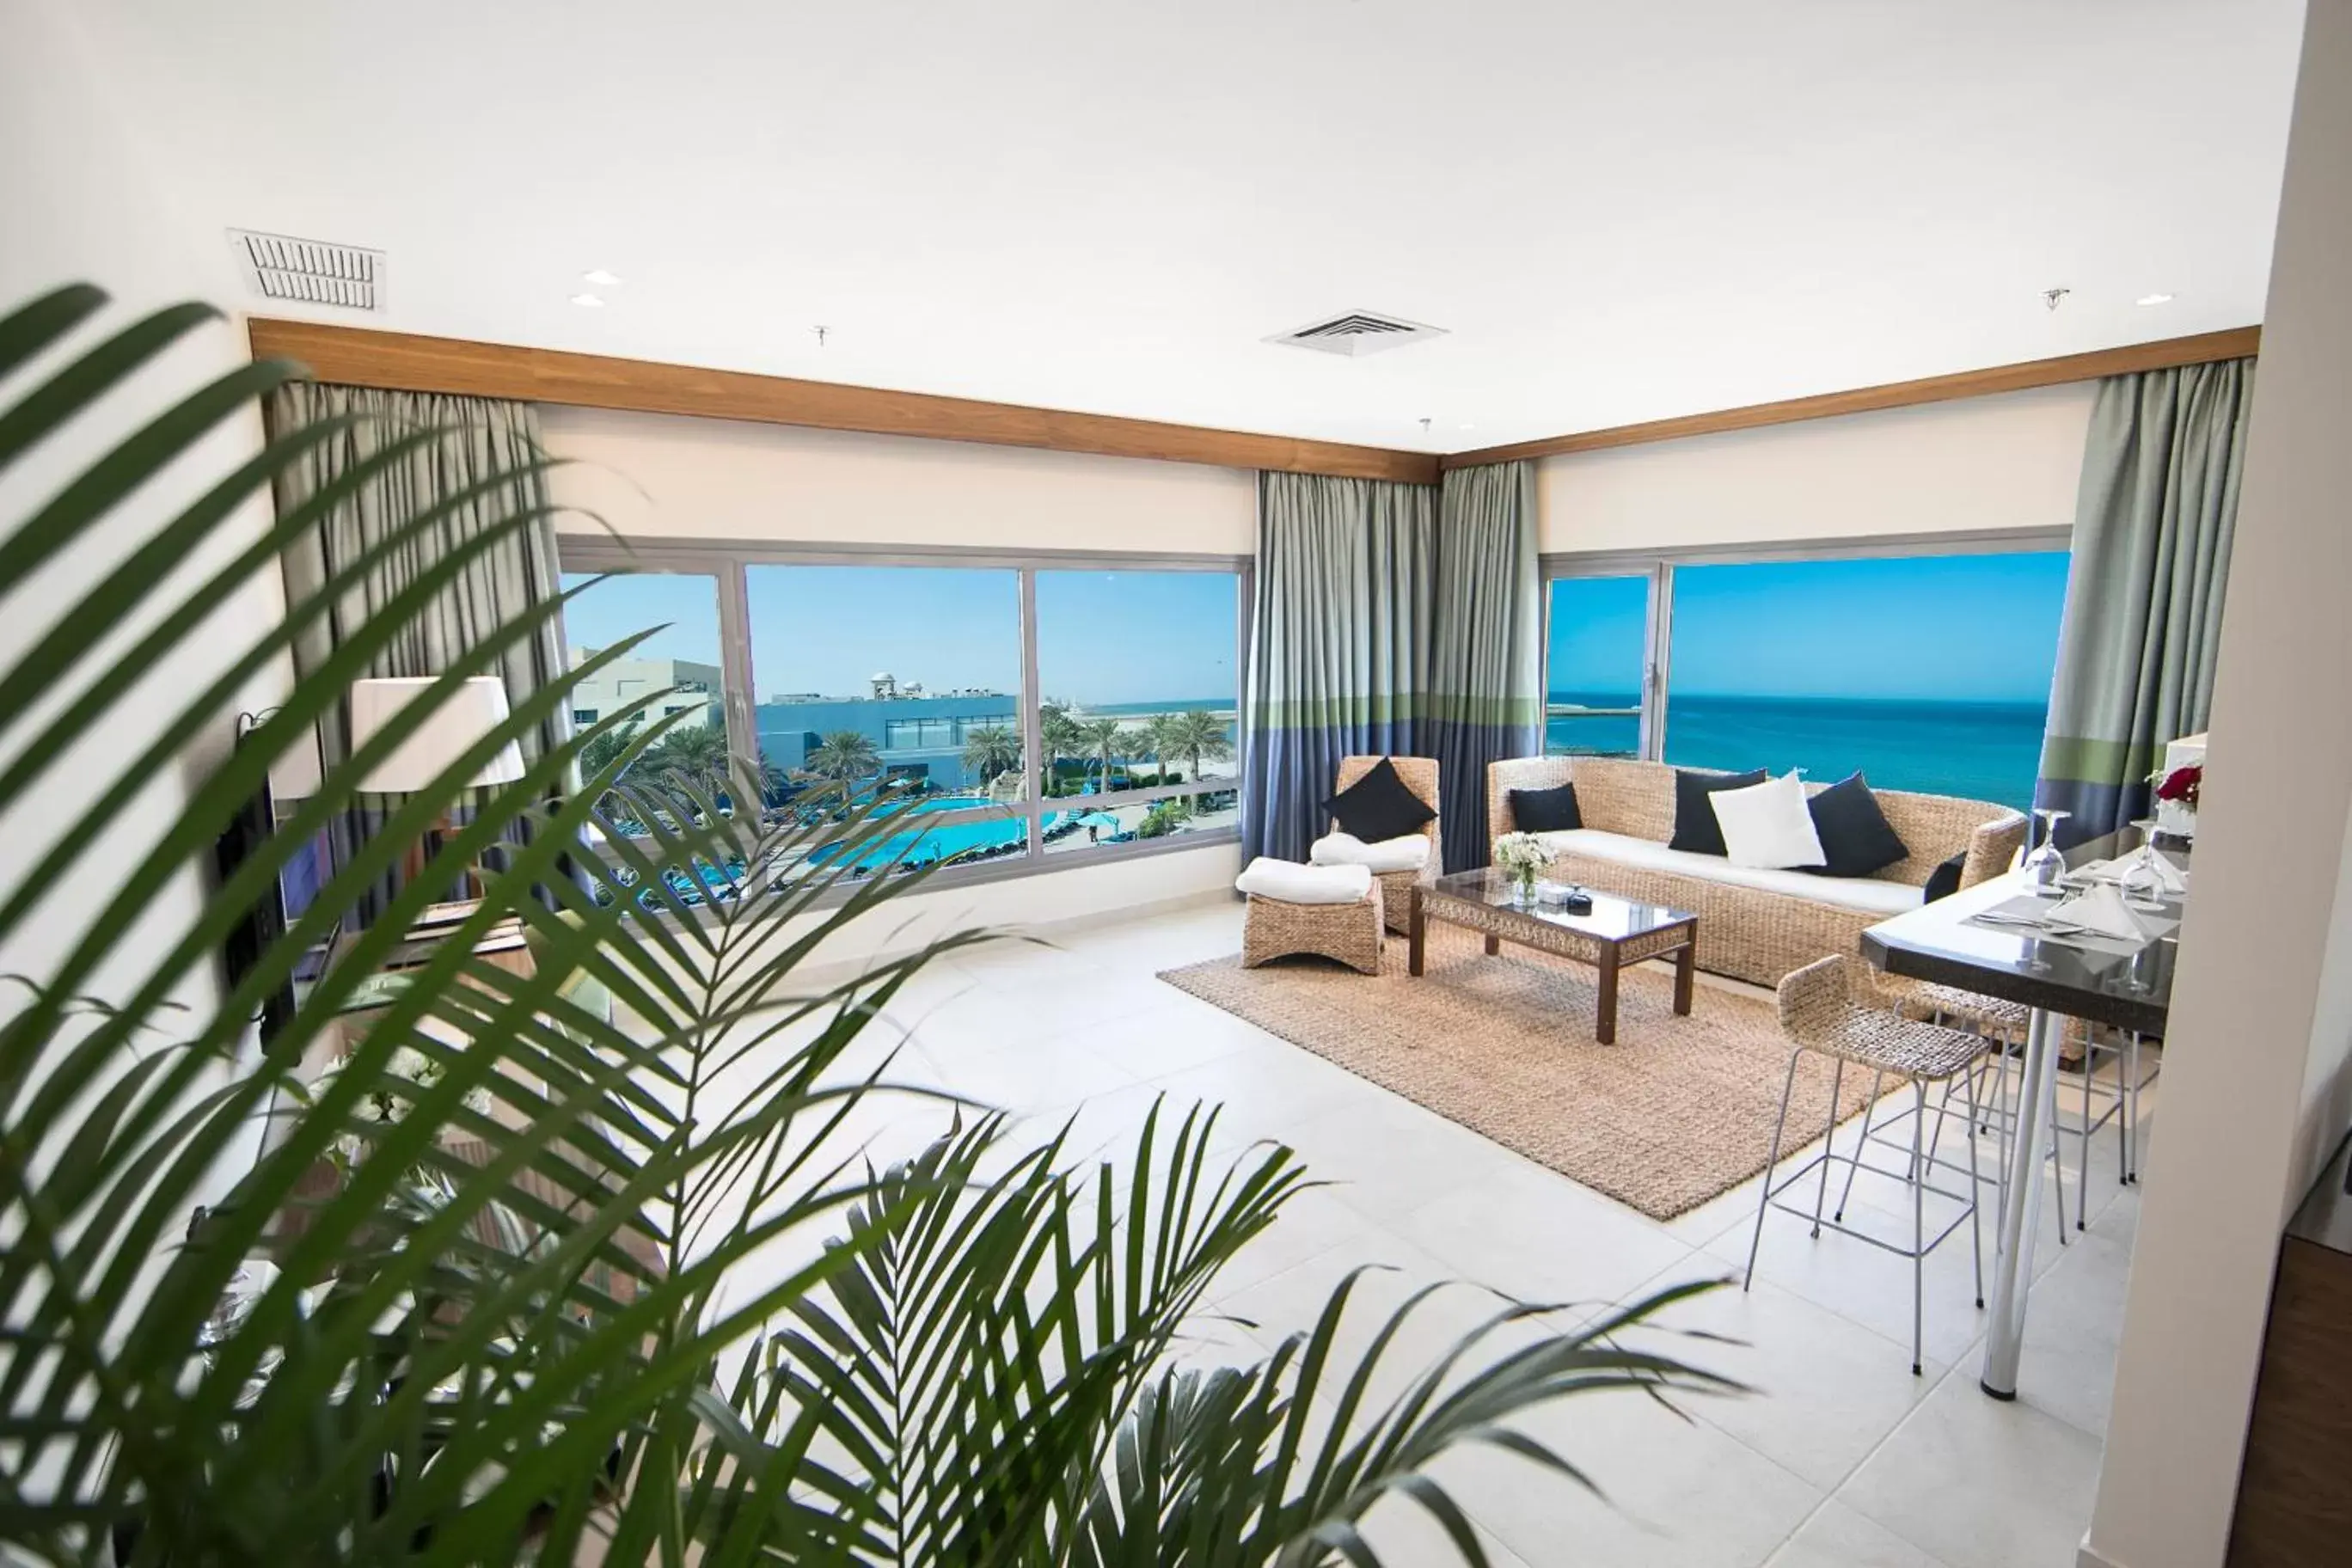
[347, 676, 527, 903]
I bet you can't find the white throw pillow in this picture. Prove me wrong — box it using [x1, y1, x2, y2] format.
[1709, 772, 1827, 871]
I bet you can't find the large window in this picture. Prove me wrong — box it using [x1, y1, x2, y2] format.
[1034, 568, 1241, 857]
[1544, 545, 2069, 811]
[557, 567, 730, 768]
[1544, 573, 1654, 758]
[744, 563, 1029, 874]
[555, 544, 1247, 896]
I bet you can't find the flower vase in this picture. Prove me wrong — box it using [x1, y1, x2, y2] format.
[1513, 873, 1538, 907]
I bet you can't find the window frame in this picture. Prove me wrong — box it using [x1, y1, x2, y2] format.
[554, 536, 1251, 902]
[1541, 526, 2071, 764]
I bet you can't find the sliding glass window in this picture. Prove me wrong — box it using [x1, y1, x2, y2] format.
[1663, 552, 2067, 809]
[555, 542, 1246, 898]
[1542, 544, 2069, 812]
[1033, 568, 1240, 858]
[1543, 573, 1656, 758]
[556, 569, 732, 803]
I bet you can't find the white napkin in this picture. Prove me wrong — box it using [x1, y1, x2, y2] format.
[1235, 857, 1373, 904]
[2135, 848, 2189, 894]
[1310, 830, 1432, 873]
[2048, 881, 2161, 941]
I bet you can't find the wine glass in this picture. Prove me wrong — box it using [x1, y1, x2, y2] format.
[2022, 807, 2072, 895]
[2119, 817, 2166, 910]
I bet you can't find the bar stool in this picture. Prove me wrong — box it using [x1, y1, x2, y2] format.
[1745, 956, 1989, 1375]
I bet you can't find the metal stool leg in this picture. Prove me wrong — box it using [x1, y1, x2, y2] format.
[1810, 1057, 1846, 1240]
[2079, 1032, 2096, 1231]
[2048, 1053, 2069, 1248]
[1834, 1069, 1885, 1222]
[1911, 1077, 1927, 1376]
[1745, 1047, 1804, 1289]
[1962, 1053, 1987, 1309]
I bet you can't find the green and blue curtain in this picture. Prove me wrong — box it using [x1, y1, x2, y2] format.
[1241, 462, 1540, 871]
[2036, 358, 2255, 843]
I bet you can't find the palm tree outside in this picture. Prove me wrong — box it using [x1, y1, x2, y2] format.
[1140, 711, 1182, 786]
[1166, 707, 1234, 787]
[802, 728, 882, 802]
[959, 723, 1021, 788]
[1079, 715, 1130, 794]
[640, 721, 732, 802]
[1039, 703, 1086, 795]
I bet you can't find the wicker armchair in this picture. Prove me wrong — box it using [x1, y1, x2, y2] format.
[1332, 754, 1441, 934]
[1241, 883, 1386, 975]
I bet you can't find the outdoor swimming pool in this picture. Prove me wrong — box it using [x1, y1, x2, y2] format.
[807, 793, 1033, 871]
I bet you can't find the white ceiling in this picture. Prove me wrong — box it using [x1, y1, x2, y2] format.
[77, 0, 2305, 451]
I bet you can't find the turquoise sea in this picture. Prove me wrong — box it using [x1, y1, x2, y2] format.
[1547, 692, 2047, 812]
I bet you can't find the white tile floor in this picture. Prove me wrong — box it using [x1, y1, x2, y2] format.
[770, 897, 2150, 1568]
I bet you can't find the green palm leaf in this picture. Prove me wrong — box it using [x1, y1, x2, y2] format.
[1, 285, 1729, 1566]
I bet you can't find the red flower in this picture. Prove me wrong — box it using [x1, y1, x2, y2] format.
[2155, 764, 2202, 810]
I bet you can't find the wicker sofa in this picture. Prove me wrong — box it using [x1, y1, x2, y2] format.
[1486, 756, 2027, 989]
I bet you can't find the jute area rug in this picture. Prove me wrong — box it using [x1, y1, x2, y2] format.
[1159, 923, 1880, 1222]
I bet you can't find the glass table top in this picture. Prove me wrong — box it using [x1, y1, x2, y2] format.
[1427, 867, 1694, 940]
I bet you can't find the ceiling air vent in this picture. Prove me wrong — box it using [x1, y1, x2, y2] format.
[228, 229, 384, 311]
[1266, 309, 1446, 358]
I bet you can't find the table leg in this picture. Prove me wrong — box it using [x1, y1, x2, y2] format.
[1484, 934, 1500, 957]
[1981, 1005, 2057, 1400]
[1408, 891, 1425, 977]
[1672, 940, 1695, 1016]
[1596, 951, 1620, 1045]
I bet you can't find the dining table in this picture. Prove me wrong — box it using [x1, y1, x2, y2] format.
[1860, 830, 2184, 1400]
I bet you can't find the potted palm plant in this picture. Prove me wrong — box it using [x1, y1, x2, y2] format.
[0, 284, 1730, 1565]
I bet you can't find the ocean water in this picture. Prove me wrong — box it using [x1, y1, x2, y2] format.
[1547, 691, 2047, 811]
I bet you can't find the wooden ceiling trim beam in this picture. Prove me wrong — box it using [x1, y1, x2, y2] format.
[245, 318, 1442, 485]
[1440, 326, 2263, 469]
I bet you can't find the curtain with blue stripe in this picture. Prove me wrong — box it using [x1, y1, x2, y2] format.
[1241, 462, 1540, 870]
[2035, 358, 2255, 844]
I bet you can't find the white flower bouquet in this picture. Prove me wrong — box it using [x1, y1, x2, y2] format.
[1492, 831, 1552, 897]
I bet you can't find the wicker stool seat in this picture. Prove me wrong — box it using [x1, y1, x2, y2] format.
[1748, 955, 1990, 1375]
[1883, 977, 2030, 1043]
[1241, 884, 1385, 975]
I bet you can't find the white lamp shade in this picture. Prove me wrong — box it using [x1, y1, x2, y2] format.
[347, 676, 528, 794]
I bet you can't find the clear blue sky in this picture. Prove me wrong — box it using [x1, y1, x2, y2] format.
[1548, 552, 2071, 703]
[561, 573, 726, 666]
[563, 567, 1240, 705]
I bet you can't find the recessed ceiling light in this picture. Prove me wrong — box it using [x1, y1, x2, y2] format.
[569, 292, 605, 309]
[582, 269, 622, 287]
[1457, 422, 1477, 432]
[2137, 293, 2176, 307]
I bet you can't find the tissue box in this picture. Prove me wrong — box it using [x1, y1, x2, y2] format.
[2156, 732, 2206, 838]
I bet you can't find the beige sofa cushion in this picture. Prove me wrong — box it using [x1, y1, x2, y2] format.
[1533, 828, 1926, 916]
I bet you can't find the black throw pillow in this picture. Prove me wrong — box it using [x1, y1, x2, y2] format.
[1922, 852, 1967, 903]
[1669, 768, 1769, 856]
[1510, 782, 1583, 833]
[1322, 757, 1437, 843]
[1804, 772, 1913, 879]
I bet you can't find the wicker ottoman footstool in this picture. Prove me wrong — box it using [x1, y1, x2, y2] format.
[1241, 885, 1386, 975]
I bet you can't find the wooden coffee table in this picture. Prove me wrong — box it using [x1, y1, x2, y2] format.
[1408, 869, 1699, 1044]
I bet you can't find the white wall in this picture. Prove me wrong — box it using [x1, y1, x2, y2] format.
[541, 406, 1256, 554]
[2081, 5, 2352, 1565]
[1538, 382, 2093, 554]
[0, 0, 285, 1017]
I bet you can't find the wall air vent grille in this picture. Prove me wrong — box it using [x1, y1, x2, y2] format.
[228, 230, 384, 311]
[1266, 310, 1446, 358]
